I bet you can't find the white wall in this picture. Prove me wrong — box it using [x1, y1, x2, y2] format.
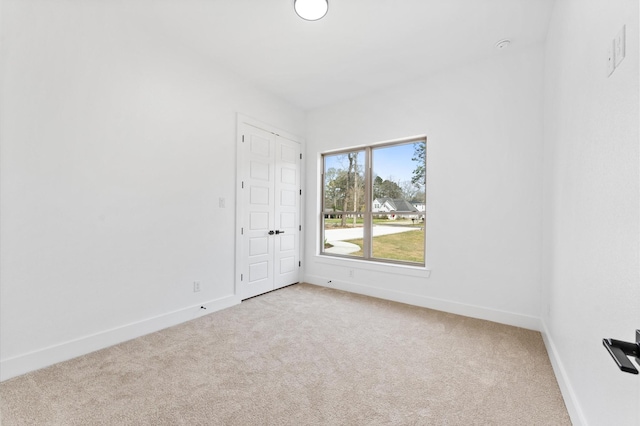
[542, 0, 639, 424]
[0, 1, 304, 380]
[304, 45, 545, 330]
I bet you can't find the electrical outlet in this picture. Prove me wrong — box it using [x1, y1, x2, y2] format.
[219, 197, 225, 208]
[614, 25, 625, 67]
[606, 40, 615, 77]
[193, 281, 201, 292]
[348, 269, 354, 278]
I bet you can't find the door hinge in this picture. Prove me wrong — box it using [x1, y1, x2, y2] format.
[241, 274, 243, 281]
[299, 153, 302, 160]
[299, 261, 301, 267]
[299, 225, 301, 231]
[242, 135, 245, 142]
[299, 189, 302, 195]
[242, 181, 244, 189]
[241, 227, 244, 235]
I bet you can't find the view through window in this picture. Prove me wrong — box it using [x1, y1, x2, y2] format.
[322, 138, 426, 265]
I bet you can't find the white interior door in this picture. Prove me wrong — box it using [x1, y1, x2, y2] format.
[274, 138, 301, 289]
[241, 124, 275, 300]
[238, 122, 301, 300]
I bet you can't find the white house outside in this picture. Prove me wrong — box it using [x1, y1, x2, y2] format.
[372, 197, 422, 220]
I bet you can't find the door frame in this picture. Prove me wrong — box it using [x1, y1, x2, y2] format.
[235, 113, 305, 299]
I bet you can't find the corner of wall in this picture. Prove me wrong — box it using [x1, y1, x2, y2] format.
[304, 275, 542, 331]
[540, 320, 588, 426]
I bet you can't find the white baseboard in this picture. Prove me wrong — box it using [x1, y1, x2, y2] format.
[0, 294, 240, 382]
[303, 277, 586, 423]
[304, 275, 541, 330]
[540, 320, 587, 426]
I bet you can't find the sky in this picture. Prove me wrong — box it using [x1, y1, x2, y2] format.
[324, 142, 420, 185]
[372, 143, 417, 183]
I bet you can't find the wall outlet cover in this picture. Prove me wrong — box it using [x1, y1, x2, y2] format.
[614, 25, 625, 67]
[607, 41, 615, 77]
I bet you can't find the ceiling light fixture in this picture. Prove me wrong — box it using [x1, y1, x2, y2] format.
[294, 0, 328, 21]
[495, 39, 511, 50]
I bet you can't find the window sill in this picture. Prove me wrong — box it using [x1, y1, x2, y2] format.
[314, 254, 431, 278]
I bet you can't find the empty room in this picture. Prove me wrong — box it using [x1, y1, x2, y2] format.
[1, 0, 638, 424]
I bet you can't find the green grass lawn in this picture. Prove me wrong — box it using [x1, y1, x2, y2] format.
[344, 229, 424, 263]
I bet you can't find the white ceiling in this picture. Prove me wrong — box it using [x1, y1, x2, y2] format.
[142, 0, 556, 110]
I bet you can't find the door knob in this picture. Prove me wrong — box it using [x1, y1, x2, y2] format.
[602, 330, 640, 374]
[268, 230, 275, 235]
[275, 230, 285, 235]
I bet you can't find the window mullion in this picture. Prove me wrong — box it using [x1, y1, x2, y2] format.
[363, 147, 373, 259]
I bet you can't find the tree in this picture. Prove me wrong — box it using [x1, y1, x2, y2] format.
[373, 176, 384, 199]
[380, 179, 403, 199]
[411, 190, 425, 204]
[411, 141, 426, 187]
[400, 180, 419, 201]
[341, 152, 365, 226]
[373, 175, 404, 199]
[323, 153, 364, 226]
[324, 167, 346, 212]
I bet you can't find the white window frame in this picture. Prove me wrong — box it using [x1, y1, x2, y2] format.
[320, 135, 427, 267]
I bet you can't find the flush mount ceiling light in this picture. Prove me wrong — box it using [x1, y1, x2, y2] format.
[294, 0, 328, 21]
[495, 39, 511, 49]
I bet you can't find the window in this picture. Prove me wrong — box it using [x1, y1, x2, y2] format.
[321, 137, 426, 266]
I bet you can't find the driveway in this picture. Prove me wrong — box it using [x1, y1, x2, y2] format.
[324, 225, 420, 255]
[325, 225, 419, 241]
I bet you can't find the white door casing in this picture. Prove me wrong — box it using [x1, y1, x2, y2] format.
[236, 120, 301, 300]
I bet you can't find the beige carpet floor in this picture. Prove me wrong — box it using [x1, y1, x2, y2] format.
[0, 283, 571, 425]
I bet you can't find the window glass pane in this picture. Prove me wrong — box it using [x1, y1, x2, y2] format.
[372, 142, 425, 208]
[322, 213, 364, 258]
[372, 214, 425, 263]
[321, 139, 426, 266]
[323, 151, 366, 213]
[371, 141, 426, 264]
